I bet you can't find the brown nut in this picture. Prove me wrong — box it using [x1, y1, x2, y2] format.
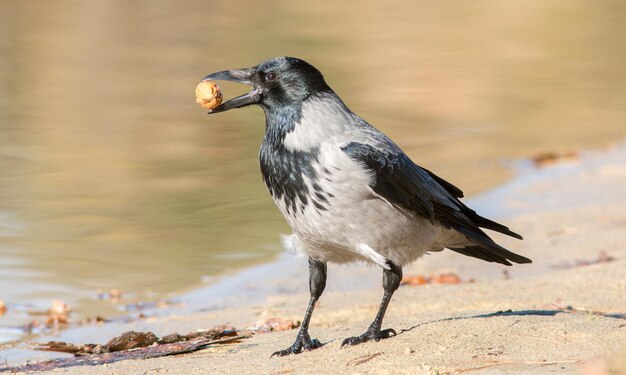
[195, 80, 223, 110]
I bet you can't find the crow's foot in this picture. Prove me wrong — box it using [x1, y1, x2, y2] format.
[271, 333, 323, 357]
[341, 328, 396, 347]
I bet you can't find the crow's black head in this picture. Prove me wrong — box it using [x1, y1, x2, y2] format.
[202, 57, 331, 113]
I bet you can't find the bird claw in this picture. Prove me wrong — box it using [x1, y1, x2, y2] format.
[271, 336, 323, 357]
[341, 328, 397, 347]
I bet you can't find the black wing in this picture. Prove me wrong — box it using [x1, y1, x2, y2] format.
[342, 141, 530, 266]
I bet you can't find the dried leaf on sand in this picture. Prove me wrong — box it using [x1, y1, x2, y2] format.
[532, 150, 579, 167]
[251, 318, 300, 333]
[401, 272, 462, 286]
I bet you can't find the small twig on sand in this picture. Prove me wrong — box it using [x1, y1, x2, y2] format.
[551, 251, 615, 270]
[346, 352, 384, 366]
[455, 359, 579, 373]
[550, 300, 626, 320]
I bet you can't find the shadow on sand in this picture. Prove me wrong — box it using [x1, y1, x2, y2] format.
[398, 308, 626, 336]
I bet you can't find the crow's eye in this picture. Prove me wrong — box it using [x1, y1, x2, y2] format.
[265, 72, 277, 82]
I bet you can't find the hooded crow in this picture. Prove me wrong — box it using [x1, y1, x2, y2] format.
[201, 57, 531, 357]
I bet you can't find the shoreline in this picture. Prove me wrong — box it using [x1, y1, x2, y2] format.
[3, 142, 626, 374]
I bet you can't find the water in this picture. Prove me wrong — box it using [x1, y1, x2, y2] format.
[1, 0, 625, 339]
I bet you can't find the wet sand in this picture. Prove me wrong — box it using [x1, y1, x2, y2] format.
[9, 143, 626, 374]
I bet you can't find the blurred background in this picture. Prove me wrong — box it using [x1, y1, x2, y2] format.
[0, 0, 625, 341]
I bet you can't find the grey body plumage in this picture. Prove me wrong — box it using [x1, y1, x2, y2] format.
[202, 56, 531, 356]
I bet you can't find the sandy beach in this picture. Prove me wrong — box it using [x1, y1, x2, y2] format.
[6, 144, 626, 374]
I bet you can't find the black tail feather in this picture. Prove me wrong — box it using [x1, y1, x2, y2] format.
[449, 246, 513, 266]
[424, 168, 464, 198]
[462, 205, 523, 240]
[453, 227, 532, 266]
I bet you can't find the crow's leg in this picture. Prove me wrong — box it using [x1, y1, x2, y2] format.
[271, 258, 327, 357]
[341, 261, 402, 347]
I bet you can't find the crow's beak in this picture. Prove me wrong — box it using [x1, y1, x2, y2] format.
[201, 68, 262, 114]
